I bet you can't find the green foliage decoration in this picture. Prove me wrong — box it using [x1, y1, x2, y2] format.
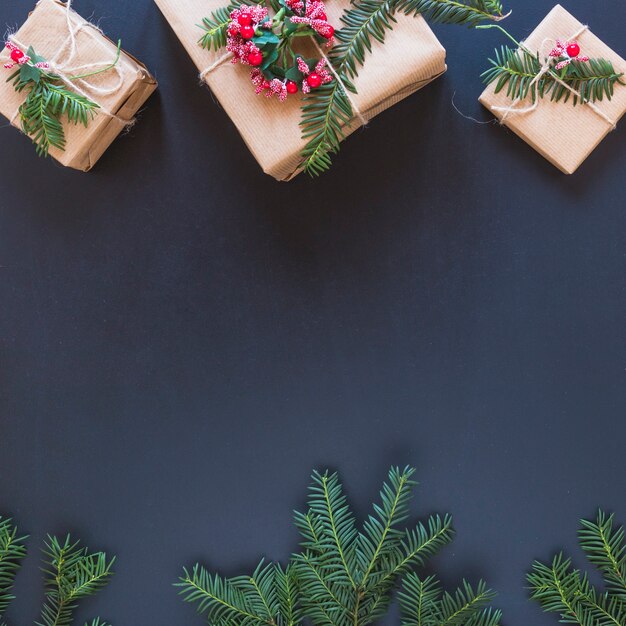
[480, 25, 624, 107]
[0, 518, 27, 623]
[0, 516, 114, 626]
[177, 466, 501, 626]
[399, 575, 502, 626]
[5, 42, 122, 157]
[299, 0, 509, 175]
[528, 510, 626, 626]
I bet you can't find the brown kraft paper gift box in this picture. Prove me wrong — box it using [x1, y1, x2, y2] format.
[479, 4, 626, 175]
[0, 0, 157, 172]
[154, 0, 447, 181]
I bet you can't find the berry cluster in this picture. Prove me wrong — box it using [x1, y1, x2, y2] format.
[549, 40, 589, 70]
[286, 0, 335, 44]
[226, 5, 272, 67]
[222, 0, 336, 102]
[3, 41, 49, 70]
[297, 56, 333, 93]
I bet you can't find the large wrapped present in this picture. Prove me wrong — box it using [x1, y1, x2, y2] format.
[154, 0, 447, 180]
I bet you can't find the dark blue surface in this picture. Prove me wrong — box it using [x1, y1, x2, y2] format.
[1, 0, 625, 624]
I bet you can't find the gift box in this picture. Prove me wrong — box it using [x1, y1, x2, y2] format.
[479, 5, 626, 174]
[0, 0, 157, 171]
[154, 0, 447, 181]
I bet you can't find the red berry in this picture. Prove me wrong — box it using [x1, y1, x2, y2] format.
[286, 80, 298, 94]
[237, 12, 253, 26]
[566, 42, 580, 58]
[318, 12, 327, 20]
[248, 51, 263, 66]
[307, 73, 322, 89]
[240, 25, 255, 39]
[322, 25, 334, 39]
[10, 48, 24, 63]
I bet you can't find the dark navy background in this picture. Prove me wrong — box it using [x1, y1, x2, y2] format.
[1, 0, 625, 624]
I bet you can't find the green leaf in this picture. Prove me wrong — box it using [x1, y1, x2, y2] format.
[285, 66, 305, 82]
[20, 63, 42, 84]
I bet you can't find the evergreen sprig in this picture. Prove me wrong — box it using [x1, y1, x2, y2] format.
[6, 42, 121, 157]
[396, 0, 507, 26]
[0, 518, 28, 622]
[177, 466, 499, 626]
[481, 45, 624, 106]
[399, 575, 502, 626]
[299, 0, 395, 176]
[199, 2, 253, 50]
[299, 0, 509, 175]
[178, 560, 301, 625]
[528, 510, 626, 626]
[38, 535, 115, 626]
[293, 467, 455, 625]
[0, 516, 115, 626]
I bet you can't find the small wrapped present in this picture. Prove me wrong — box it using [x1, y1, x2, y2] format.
[0, 0, 157, 171]
[154, 0, 447, 181]
[479, 4, 626, 174]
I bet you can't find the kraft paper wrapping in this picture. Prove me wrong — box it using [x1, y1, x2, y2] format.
[0, 0, 157, 171]
[154, 0, 447, 180]
[479, 5, 626, 175]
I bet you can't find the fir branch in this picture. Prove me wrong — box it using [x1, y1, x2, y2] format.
[37, 535, 115, 626]
[399, 575, 502, 626]
[579, 512, 626, 603]
[482, 46, 624, 106]
[6, 43, 119, 157]
[199, 6, 234, 50]
[299, 0, 509, 175]
[299, 0, 395, 176]
[177, 562, 283, 625]
[547, 58, 625, 105]
[358, 466, 417, 591]
[18, 81, 98, 157]
[333, 1, 397, 80]
[306, 470, 360, 589]
[294, 467, 454, 626]
[480, 26, 625, 107]
[0, 517, 28, 620]
[178, 467, 460, 626]
[528, 512, 626, 626]
[394, 0, 508, 26]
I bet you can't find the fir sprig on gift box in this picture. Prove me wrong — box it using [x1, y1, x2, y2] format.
[3, 40, 121, 157]
[198, 0, 509, 176]
[479, 25, 625, 106]
[301, 0, 510, 175]
[528, 510, 626, 626]
[0, 516, 114, 626]
[176, 466, 502, 626]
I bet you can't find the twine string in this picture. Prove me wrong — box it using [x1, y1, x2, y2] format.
[199, 32, 369, 127]
[8, 0, 134, 128]
[492, 25, 617, 129]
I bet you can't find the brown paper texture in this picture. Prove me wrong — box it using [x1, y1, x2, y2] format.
[0, 0, 157, 171]
[479, 4, 626, 174]
[154, 0, 447, 180]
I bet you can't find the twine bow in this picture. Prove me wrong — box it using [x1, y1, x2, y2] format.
[8, 0, 134, 129]
[491, 25, 617, 129]
[198, 32, 369, 127]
